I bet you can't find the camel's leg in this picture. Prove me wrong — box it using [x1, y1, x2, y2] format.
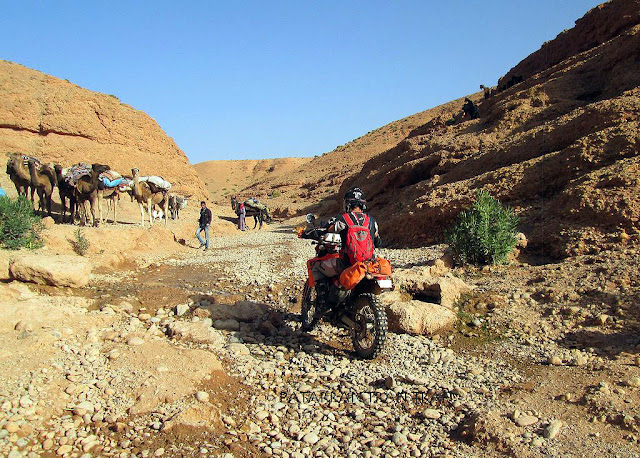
[89, 197, 98, 227]
[139, 203, 145, 227]
[46, 192, 53, 217]
[147, 198, 153, 226]
[163, 199, 169, 227]
[113, 197, 117, 224]
[69, 197, 76, 224]
[36, 190, 44, 215]
[98, 192, 104, 225]
[78, 201, 86, 226]
[60, 195, 67, 223]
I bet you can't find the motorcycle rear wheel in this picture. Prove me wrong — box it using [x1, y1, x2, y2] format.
[351, 293, 387, 359]
[301, 279, 319, 332]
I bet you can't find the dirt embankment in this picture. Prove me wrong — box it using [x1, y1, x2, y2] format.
[0, 60, 208, 200]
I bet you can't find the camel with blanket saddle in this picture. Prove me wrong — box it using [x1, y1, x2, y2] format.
[96, 169, 130, 224]
[68, 163, 111, 226]
[130, 168, 171, 226]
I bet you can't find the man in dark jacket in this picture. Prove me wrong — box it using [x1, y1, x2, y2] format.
[196, 201, 212, 250]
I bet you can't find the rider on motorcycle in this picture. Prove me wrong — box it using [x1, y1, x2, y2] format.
[304, 187, 381, 309]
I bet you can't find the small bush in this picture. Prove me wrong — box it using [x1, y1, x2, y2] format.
[71, 228, 90, 256]
[270, 190, 281, 198]
[445, 190, 519, 265]
[0, 196, 43, 250]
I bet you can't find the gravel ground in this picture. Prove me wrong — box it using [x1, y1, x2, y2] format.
[1, 223, 639, 457]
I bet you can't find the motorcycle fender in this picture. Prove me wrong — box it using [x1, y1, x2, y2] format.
[352, 280, 380, 296]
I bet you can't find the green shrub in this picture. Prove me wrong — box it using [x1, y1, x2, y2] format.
[0, 196, 43, 250]
[445, 190, 519, 265]
[270, 190, 281, 198]
[71, 228, 90, 256]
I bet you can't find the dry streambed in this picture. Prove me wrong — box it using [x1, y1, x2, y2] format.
[0, 225, 639, 457]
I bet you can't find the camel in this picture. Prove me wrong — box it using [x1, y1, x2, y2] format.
[130, 168, 169, 226]
[74, 164, 111, 226]
[54, 165, 76, 223]
[98, 187, 120, 224]
[168, 194, 188, 219]
[6, 154, 34, 202]
[28, 160, 57, 217]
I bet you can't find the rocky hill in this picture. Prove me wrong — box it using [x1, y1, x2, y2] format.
[239, 95, 471, 217]
[0, 60, 208, 199]
[244, 0, 640, 258]
[341, 0, 640, 257]
[194, 157, 311, 204]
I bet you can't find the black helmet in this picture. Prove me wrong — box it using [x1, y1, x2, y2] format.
[344, 187, 367, 212]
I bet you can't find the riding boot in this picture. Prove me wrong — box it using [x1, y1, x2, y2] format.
[315, 280, 330, 311]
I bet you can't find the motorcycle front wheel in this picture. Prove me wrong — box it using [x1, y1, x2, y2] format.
[351, 293, 387, 359]
[300, 279, 319, 332]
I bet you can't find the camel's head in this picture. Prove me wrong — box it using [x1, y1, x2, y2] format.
[6, 155, 23, 174]
[131, 168, 140, 177]
[92, 163, 110, 174]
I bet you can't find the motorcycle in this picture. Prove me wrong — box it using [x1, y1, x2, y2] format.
[298, 214, 393, 359]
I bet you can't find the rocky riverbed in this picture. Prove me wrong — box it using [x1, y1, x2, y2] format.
[1, 223, 639, 457]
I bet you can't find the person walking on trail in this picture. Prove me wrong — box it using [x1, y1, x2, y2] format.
[196, 201, 212, 250]
[238, 202, 246, 231]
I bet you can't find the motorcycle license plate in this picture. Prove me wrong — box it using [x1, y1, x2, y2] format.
[377, 279, 392, 289]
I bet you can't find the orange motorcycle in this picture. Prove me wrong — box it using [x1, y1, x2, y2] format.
[298, 215, 393, 359]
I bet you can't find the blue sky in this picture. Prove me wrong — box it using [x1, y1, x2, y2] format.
[2, 1, 602, 163]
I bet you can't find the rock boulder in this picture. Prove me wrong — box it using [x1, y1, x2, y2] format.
[384, 299, 456, 335]
[206, 301, 269, 322]
[393, 267, 471, 309]
[9, 254, 92, 288]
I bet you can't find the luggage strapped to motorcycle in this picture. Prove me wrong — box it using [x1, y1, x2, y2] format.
[339, 256, 392, 290]
[306, 253, 340, 288]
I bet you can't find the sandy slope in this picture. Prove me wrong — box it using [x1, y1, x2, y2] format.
[194, 158, 311, 204]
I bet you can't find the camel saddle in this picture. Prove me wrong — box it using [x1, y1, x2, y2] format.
[22, 155, 41, 166]
[139, 176, 172, 193]
[65, 163, 92, 186]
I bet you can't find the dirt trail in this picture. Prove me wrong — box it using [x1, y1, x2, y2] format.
[1, 221, 639, 457]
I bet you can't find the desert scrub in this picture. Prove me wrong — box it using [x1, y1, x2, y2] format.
[0, 196, 43, 250]
[71, 228, 90, 256]
[270, 190, 281, 198]
[445, 190, 518, 265]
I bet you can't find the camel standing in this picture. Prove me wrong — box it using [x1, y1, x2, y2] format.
[74, 164, 110, 226]
[98, 187, 120, 224]
[54, 165, 76, 223]
[130, 168, 169, 226]
[6, 154, 34, 202]
[28, 160, 57, 217]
